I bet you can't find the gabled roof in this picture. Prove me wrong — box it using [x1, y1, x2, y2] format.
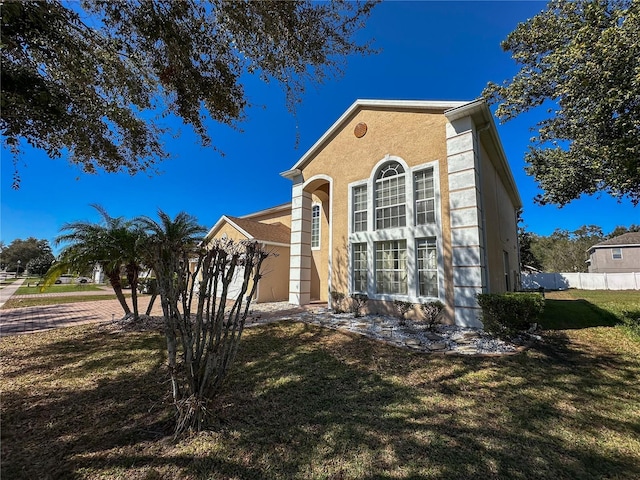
[205, 215, 291, 247]
[280, 99, 468, 179]
[279, 98, 522, 208]
[589, 232, 640, 252]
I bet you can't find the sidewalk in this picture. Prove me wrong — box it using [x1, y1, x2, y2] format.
[0, 278, 26, 308]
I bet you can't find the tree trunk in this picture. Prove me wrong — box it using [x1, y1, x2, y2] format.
[145, 292, 158, 315]
[126, 264, 140, 320]
[106, 270, 131, 316]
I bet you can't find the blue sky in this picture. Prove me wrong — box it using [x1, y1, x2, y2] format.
[1, 0, 638, 253]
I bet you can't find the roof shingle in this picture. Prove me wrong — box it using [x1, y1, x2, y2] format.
[226, 216, 291, 245]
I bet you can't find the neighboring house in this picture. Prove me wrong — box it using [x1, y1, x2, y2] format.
[587, 232, 640, 273]
[207, 98, 522, 328]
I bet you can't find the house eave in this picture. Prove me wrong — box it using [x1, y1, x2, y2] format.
[204, 215, 253, 242]
[445, 98, 522, 209]
[282, 99, 470, 179]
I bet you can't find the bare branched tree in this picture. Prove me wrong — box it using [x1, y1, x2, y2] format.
[141, 211, 268, 436]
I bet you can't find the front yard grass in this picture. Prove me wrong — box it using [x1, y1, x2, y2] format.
[2, 290, 640, 479]
[15, 282, 104, 295]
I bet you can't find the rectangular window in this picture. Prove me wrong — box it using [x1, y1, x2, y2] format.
[503, 250, 510, 291]
[375, 176, 406, 229]
[414, 168, 435, 225]
[612, 248, 623, 260]
[311, 204, 320, 248]
[375, 240, 407, 294]
[352, 185, 368, 232]
[417, 238, 438, 297]
[352, 243, 368, 292]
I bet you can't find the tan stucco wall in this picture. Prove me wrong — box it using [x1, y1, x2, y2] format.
[479, 143, 519, 292]
[298, 107, 453, 312]
[245, 208, 292, 228]
[257, 245, 291, 302]
[206, 222, 290, 303]
[212, 222, 249, 242]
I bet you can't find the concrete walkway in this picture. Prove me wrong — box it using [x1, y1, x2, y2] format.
[0, 278, 26, 308]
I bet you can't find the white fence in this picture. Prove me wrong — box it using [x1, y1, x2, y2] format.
[522, 272, 640, 291]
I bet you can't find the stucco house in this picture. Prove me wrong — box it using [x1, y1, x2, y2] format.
[587, 232, 640, 273]
[203, 204, 292, 303]
[206, 98, 522, 328]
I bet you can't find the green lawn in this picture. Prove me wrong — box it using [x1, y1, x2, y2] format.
[543, 290, 640, 335]
[1, 291, 639, 479]
[15, 282, 104, 295]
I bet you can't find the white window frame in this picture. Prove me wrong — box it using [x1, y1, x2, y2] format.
[352, 243, 368, 293]
[414, 167, 436, 225]
[375, 239, 408, 295]
[347, 156, 443, 302]
[612, 248, 623, 260]
[375, 162, 407, 230]
[352, 184, 368, 233]
[311, 203, 321, 250]
[416, 237, 438, 297]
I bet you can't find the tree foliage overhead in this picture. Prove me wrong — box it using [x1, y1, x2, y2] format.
[484, 0, 640, 206]
[1, 0, 376, 187]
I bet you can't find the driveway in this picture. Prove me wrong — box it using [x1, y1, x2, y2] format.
[0, 285, 163, 337]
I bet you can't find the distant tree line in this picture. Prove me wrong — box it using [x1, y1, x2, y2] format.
[519, 224, 640, 273]
[0, 237, 55, 275]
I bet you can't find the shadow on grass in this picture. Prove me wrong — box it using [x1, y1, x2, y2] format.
[541, 298, 619, 330]
[2, 321, 640, 479]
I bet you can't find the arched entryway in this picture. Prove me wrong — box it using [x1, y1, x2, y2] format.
[288, 175, 332, 305]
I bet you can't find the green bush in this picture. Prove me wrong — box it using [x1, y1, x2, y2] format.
[137, 277, 158, 294]
[477, 292, 545, 339]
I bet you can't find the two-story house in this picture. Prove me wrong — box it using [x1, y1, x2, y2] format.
[206, 98, 522, 328]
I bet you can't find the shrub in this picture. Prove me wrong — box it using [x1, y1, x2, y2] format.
[350, 293, 368, 318]
[420, 300, 445, 330]
[477, 292, 545, 339]
[137, 277, 158, 294]
[393, 300, 414, 325]
[330, 290, 346, 313]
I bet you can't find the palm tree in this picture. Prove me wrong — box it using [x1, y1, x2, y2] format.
[50, 205, 147, 319]
[136, 210, 204, 316]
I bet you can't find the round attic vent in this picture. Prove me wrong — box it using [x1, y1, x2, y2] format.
[354, 122, 367, 138]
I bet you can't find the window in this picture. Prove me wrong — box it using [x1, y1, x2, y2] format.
[375, 162, 406, 229]
[348, 158, 440, 300]
[503, 251, 510, 291]
[414, 168, 435, 224]
[612, 248, 622, 260]
[352, 185, 367, 232]
[375, 240, 407, 294]
[311, 204, 320, 248]
[417, 238, 438, 297]
[352, 243, 367, 292]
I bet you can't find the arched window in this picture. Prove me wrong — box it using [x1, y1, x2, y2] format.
[375, 162, 406, 229]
